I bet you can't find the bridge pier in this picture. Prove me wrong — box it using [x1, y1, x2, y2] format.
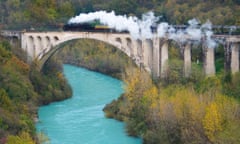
[160, 39, 169, 78]
[130, 40, 140, 65]
[231, 42, 239, 73]
[204, 46, 216, 76]
[136, 40, 144, 67]
[152, 36, 160, 78]
[184, 42, 192, 77]
[224, 42, 232, 73]
[142, 39, 153, 72]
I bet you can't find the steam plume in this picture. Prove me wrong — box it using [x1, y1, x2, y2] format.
[68, 11, 217, 48]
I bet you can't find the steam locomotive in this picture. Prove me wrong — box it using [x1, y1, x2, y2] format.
[63, 21, 116, 32]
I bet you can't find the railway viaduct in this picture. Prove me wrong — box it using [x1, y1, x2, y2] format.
[1, 30, 240, 78]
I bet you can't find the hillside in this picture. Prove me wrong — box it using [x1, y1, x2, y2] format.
[0, 0, 240, 30]
[0, 37, 72, 143]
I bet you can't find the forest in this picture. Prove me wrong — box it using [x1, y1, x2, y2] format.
[1, 0, 240, 144]
[0, 37, 72, 143]
[0, 0, 240, 30]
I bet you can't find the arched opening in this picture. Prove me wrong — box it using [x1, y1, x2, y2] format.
[54, 36, 59, 41]
[37, 36, 43, 50]
[166, 40, 182, 76]
[28, 36, 35, 59]
[39, 38, 138, 77]
[115, 37, 122, 50]
[46, 36, 51, 47]
[214, 44, 224, 74]
[166, 40, 205, 79]
[136, 40, 143, 66]
[44, 36, 51, 52]
[171, 41, 194, 77]
[7, 36, 20, 49]
[126, 38, 133, 57]
[34, 36, 43, 58]
[116, 37, 122, 43]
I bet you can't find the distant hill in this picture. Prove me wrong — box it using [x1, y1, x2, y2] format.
[0, 0, 239, 30]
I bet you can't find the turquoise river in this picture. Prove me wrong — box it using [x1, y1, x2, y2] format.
[36, 64, 142, 144]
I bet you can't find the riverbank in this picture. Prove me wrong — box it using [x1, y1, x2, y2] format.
[36, 64, 142, 144]
[103, 67, 240, 144]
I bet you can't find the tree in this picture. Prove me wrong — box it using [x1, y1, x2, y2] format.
[202, 102, 223, 142]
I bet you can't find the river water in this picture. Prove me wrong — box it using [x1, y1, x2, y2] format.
[36, 64, 142, 144]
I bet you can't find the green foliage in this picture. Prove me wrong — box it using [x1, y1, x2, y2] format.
[105, 66, 240, 144]
[163, 0, 240, 24]
[30, 58, 72, 105]
[1, 0, 240, 29]
[0, 42, 12, 64]
[0, 39, 72, 143]
[222, 72, 240, 99]
[58, 1, 74, 18]
[108, 0, 138, 15]
[0, 89, 12, 110]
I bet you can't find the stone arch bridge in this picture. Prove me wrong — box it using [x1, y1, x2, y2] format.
[1, 30, 240, 78]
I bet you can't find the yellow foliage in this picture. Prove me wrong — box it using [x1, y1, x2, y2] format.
[143, 86, 158, 108]
[158, 86, 205, 122]
[214, 94, 239, 121]
[202, 102, 223, 142]
[123, 67, 153, 101]
[57, 72, 64, 80]
[37, 132, 50, 144]
[7, 131, 35, 144]
[172, 89, 203, 121]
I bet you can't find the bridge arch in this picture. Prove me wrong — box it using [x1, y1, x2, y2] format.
[126, 37, 133, 57]
[24, 32, 139, 69]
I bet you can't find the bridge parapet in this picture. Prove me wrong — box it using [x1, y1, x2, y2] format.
[212, 35, 240, 42]
[0, 30, 21, 39]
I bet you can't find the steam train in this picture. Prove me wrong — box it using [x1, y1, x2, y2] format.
[63, 22, 116, 32]
[63, 21, 240, 35]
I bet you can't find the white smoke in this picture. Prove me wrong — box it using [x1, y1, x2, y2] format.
[201, 20, 217, 48]
[186, 18, 202, 41]
[157, 22, 169, 37]
[139, 11, 159, 39]
[69, 11, 135, 37]
[68, 11, 217, 48]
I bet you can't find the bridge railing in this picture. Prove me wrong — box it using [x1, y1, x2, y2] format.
[0, 30, 21, 39]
